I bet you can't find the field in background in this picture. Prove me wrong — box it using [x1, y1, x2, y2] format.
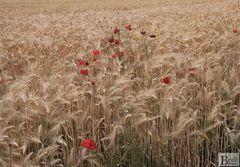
[1, 0, 240, 167]
[0, 0, 224, 15]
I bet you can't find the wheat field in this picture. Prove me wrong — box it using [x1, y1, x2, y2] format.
[0, 0, 240, 166]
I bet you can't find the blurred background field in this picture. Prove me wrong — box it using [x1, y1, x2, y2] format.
[0, 0, 224, 15]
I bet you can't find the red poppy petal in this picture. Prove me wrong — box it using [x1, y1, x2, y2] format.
[80, 139, 97, 150]
[162, 76, 171, 84]
[92, 49, 101, 56]
[80, 69, 89, 75]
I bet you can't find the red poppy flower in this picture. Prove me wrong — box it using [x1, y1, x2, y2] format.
[141, 31, 146, 35]
[77, 60, 88, 67]
[118, 51, 124, 57]
[92, 49, 101, 56]
[162, 76, 171, 84]
[111, 53, 117, 58]
[114, 39, 121, 45]
[80, 69, 89, 75]
[233, 26, 238, 33]
[80, 139, 97, 150]
[125, 24, 132, 31]
[150, 35, 156, 38]
[114, 27, 120, 34]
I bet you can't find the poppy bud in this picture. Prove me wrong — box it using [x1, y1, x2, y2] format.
[150, 35, 156, 38]
[233, 26, 238, 33]
[188, 67, 197, 71]
[108, 37, 114, 43]
[114, 27, 120, 34]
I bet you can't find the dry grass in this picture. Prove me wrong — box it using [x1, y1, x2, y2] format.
[0, 0, 240, 166]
